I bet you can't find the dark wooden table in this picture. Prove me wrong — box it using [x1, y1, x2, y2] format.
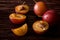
[0, 0, 60, 40]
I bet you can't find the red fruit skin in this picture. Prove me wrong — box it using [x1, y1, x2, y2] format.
[34, 1, 46, 16]
[33, 29, 47, 34]
[10, 18, 25, 24]
[9, 13, 26, 24]
[42, 10, 57, 25]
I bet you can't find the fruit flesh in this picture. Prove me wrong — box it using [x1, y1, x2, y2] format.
[10, 13, 26, 19]
[32, 20, 49, 34]
[15, 5, 29, 14]
[11, 24, 28, 36]
[20, 7, 27, 11]
[9, 13, 26, 24]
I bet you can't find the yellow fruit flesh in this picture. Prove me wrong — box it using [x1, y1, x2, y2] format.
[9, 13, 26, 19]
[15, 5, 29, 14]
[11, 24, 28, 36]
[33, 21, 49, 33]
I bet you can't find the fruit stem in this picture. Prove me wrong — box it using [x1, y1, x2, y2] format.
[33, 0, 37, 3]
[22, 1, 26, 5]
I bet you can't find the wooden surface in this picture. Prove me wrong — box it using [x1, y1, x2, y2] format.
[0, 0, 60, 40]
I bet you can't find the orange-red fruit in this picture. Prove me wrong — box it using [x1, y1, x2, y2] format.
[15, 5, 29, 14]
[9, 13, 26, 24]
[32, 20, 49, 34]
[34, 1, 46, 17]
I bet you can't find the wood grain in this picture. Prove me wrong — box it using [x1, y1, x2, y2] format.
[0, 0, 60, 40]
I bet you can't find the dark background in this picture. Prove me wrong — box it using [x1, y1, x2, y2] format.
[0, 0, 60, 40]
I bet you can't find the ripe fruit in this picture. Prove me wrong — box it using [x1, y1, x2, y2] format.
[9, 13, 26, 24]
[42, 10, 57, 25]
[11, 23, 28, 36]
[34, 1, 46, 17]
[32, 20, 49, 34]
[15, 5, 29, 14]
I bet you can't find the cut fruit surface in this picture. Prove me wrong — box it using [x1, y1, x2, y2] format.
[9, 13, 26, 24]
[15, 5, 29, 14]
[32, 20, 49, 34]
[11, 23, 28, 36]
